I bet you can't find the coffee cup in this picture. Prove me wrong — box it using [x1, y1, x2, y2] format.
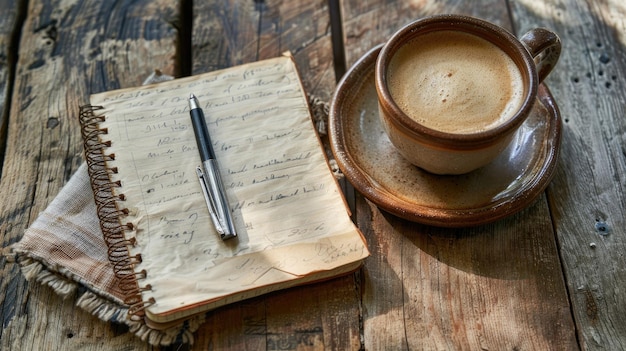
[375, 15, 561, 175]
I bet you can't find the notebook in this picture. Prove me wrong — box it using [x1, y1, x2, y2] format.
[78, 54, 369, 328]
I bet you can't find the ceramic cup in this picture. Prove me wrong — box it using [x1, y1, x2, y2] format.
[375, 15, 561, 175]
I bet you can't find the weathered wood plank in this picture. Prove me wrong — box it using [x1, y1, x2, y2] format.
[4, 0, 620, 350]
[192, 275, 361, 351]
[189, 1, 358, 350]
[509, 0, 626, 349]
[192, 0, 337, 101]
[341, 0, 578, 349]
[0, 0, 180, 349]
[341, 0, 512, 68]
[0, 0, 22, 174]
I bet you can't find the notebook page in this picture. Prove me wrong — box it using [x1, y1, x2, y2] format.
[91, 56, 368, 319]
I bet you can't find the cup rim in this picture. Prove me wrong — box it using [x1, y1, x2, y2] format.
[375, 14, 538, 148]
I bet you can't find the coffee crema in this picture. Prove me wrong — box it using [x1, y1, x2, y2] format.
[387, 30, 525, 134]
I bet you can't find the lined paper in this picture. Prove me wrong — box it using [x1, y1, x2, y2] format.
[91, 56, 368, 321]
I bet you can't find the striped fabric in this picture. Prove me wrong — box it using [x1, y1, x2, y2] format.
[10, 163, 200, 345]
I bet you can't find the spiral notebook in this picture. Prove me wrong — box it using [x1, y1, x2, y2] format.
[79, 55, 369, 328]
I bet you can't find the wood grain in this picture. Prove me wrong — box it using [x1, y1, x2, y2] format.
[2, 0, 625, 350]
[341, 0, 512, 68]
[509, 0, 626, 349]
[0, 0, 21, 170]
[188, 1, 359, 350]
[341, 0, 578, 349]
[0, 0, 179, 349]
[192, 0, 337, 101]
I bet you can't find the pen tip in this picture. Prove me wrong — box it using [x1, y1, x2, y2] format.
[189, 93, 199, 110]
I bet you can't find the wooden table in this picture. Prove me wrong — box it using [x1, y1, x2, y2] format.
[1, 0, 624, 350]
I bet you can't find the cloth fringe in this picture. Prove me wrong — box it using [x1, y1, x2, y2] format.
[307, 94, 344, 181]
[308, 93, 330, 137]
[6, 77, 332, 347]
[13, 254, 201, 346]
[17, 257, 77, 298]
[77, 291, 204, 346]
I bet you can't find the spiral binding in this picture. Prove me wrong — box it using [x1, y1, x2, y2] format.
[79, 105, 155, 319]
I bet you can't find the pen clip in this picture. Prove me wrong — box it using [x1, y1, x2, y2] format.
[196, 167, 225, 236]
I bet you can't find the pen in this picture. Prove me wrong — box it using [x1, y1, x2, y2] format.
[189, 93, 237, 240]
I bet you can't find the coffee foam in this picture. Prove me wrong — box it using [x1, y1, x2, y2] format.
[388, 31, 525, 134]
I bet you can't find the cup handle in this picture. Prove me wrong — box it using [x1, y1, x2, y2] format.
[520, 28, 561, 83]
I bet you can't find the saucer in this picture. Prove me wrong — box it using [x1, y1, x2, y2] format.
[329, 45, 562, 227]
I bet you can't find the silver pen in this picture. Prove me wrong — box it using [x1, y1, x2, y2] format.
[189, 93, 237, 240]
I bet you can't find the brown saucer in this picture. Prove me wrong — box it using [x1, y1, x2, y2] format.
[329, 45, 562, 227]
